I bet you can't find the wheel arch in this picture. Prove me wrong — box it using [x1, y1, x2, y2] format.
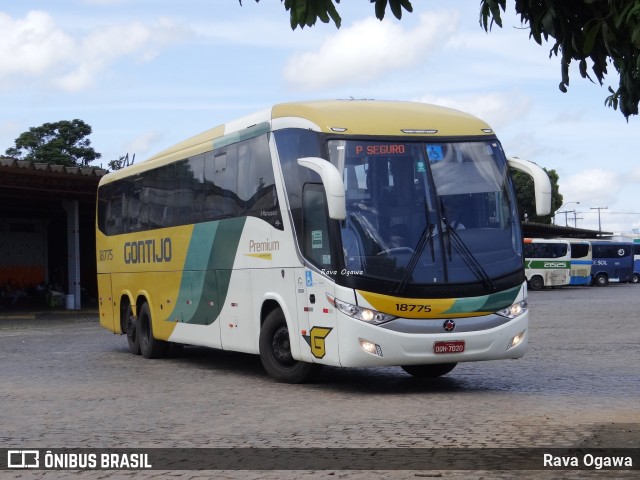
[118, 293, 134, 334]
[259, 295, 302, 361]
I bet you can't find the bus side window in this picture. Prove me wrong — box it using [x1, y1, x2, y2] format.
[302, 185, 332, 268]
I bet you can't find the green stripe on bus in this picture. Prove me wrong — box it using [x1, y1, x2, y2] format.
[443, 285, 521, 314]
[525, 260, 570, 269]
[212, 122, 270, 149]
[170, 217, 246, 325]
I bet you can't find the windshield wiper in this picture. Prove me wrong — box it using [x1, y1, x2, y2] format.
[440, 200, 496, 291]
[393, 215, 436, 294]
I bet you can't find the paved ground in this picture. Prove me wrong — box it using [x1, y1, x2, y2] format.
[1, 284, 638, 479]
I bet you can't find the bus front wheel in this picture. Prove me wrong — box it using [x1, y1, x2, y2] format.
[123, 303, 140, 355]
[632, 273, 639, 284]
[138, 302, 169, 359]
[529, 276, 544, 291]
[259, 308, 321, 384]
[594, 273, 609, 287]
[401, 363, 457, 378]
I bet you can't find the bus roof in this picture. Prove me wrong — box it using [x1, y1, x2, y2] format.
[100, 100, 495, 185]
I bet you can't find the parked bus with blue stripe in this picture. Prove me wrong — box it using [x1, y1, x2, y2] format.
[566, 239, 592, 286]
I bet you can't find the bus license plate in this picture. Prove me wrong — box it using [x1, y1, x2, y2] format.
[434, 340, 465, 354]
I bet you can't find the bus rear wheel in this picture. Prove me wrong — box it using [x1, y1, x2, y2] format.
[632, 273, 639, 284]
[259, 308, 321, 384]
[401, 363, 457, 378]
[529, 276, 544, 291]
[594, 273, 609, 287]
[123, 303, 140, 355]
[138, 302, 169, 359]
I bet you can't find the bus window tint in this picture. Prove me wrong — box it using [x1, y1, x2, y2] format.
[97, 133, 282, 234]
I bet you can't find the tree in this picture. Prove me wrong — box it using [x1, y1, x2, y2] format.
[511, 167, 563, 224]
[5, 119, 102, 167]
[245, 0, 640, 119]
[108, 153, 135, 171]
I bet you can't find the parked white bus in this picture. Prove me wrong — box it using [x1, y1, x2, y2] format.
[523, 238, 571, 290]
[96, 100, 551, 383]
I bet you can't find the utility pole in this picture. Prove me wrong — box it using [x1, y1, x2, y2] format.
[590, 206, 608, 232]
[572, 211, 583, 228]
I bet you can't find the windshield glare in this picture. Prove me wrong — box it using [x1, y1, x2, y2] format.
[329, 139, 521, 287]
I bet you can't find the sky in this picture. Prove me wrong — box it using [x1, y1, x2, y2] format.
[1, 0, 638, 235]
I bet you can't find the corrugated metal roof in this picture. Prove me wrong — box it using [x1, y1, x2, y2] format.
[0, 157, 108, 177]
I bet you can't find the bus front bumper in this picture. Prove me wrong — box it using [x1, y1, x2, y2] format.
[335, 310, 529, 367]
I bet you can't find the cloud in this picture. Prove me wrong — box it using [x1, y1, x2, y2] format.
[283, 11, 458, 90]
[0, 11, 190, 91]
[560, 169, 622, 207]
[412, 91, 532, 130]
[123, 130, 164, 158]
[0, 11, 74, 78]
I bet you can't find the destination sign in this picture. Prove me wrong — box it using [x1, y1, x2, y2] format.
[349, 143, 408, 156]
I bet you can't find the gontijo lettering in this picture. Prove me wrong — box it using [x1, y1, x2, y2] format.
[124, 238, 172, 264]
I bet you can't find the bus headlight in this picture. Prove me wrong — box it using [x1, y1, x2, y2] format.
[496, 300, 527, 319]
[326, 294, 396, 325]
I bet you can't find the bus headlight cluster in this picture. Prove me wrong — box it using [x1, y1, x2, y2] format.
[326, 294, 396, 325]
[496, 300, 527, 319]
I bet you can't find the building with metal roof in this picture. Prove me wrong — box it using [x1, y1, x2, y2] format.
[0, 157, 106, 309]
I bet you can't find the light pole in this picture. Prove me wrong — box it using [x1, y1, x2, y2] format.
[555, 201, 580, 226]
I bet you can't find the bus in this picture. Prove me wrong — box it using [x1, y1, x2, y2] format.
[96, 100, 551, 383]
[589, 240, 634, 286]
[566, 239, 592, 286]
[523, 238, 571, 290]
[633, 240, 640, 284]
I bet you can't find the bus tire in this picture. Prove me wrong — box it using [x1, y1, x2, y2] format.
[138, 302, 168, 359]
[123, 303, 140, 355]
[594, 273, 609, 287]
[632, 273, 639, 284]
[529, 276, 544, 291]
[401, 363, 457, 378]
[259, 308, 321, 384]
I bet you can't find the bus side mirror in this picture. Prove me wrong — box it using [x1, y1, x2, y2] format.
[507, 156, 552, 216]
[297, 157, 346, 220]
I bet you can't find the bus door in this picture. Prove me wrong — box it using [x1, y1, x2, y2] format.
[295, 184, 341, 366]
[294, 267, 339, 366]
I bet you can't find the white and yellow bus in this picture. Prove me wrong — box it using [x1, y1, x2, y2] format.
[96, 100, 551, 383]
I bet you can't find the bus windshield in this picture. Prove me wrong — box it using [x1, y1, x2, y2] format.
[328, 139, 521, 289]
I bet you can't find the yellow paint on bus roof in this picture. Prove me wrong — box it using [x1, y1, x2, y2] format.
[100, 100, 494, 185]
[272, 100, 494, 136]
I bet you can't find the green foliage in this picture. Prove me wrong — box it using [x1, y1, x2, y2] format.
[5, 119, 101, 167]
[480, 0, 640, 119]
[243, 0, 413, 29]
[511, 168, 563, 224]
[107, 153, 135, 171]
